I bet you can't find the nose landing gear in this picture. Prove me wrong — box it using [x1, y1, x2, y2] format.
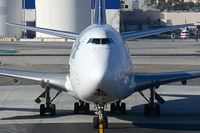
[93, 89, 108, 132]
[93, 104, 108, 133]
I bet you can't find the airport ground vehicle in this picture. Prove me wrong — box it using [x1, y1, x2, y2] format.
[180, 29, 190, 39]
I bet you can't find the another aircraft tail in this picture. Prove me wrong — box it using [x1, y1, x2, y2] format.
[93, 0, 107, 25]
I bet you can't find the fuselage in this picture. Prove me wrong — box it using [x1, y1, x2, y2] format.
[68, 24, 134, 103]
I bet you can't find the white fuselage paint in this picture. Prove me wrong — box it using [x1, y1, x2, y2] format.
[67, 24, 134, 103]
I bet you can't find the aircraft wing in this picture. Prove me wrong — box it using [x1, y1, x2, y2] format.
[121, 24, 193, 41]
[6, 23, 78, 40]
[0, 69, 71, 92]
[132, 70, 200, 92]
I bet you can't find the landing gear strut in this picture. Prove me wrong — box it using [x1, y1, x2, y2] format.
[141, 87, 163, 116]
[74, 100, 90, 114]
[92, 89, 108, 131]
[35, 86, 62, 116]
[110, 101, 126, 114]
[93, 104, 108, 130]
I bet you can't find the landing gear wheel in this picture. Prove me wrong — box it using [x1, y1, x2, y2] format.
[121, 102, 126, 114]
[110, 103, 115, 114]
[110, 102, 126, 114]
[40, 104, 45, 116]
[85, 103, 90, 114]
[50, 104, 56, 116]
[93, 117, 99, 129]
[143, 87, 162, 116]
[37, 87, 60, 117]
[144, 104, 160, 116]
[74, 102, 79, 114]
[155, 104, 160, 116]
[144, 104, 150, 116]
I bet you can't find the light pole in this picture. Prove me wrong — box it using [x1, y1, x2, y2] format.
[23, 0, 26, 38]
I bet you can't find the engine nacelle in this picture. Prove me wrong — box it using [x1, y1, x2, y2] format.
[181, 80, 187, 85]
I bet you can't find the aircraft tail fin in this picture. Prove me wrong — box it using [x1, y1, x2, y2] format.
[93, 0, 107, 25]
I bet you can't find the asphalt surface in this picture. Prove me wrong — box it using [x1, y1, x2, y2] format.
[1, 123, 200, 133]
[0, 39, 200, 133]
[1, 85, 200, 133]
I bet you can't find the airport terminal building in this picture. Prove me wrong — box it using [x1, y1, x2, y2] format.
[0, 0, 121, 40]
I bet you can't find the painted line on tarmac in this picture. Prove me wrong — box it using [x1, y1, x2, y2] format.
[0, 54, 200, 57]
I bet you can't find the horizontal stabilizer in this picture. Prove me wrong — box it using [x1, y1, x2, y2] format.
[121, 24, 194, 40]
[6, 23, 79, 40]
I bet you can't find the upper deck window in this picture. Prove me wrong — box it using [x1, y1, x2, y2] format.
[88, 38, 113, 44]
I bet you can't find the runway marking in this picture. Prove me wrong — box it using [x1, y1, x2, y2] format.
[1, 54, 200, 57]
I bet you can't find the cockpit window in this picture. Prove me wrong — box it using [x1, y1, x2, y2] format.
[92, 39, 101, 44]
[87, 38, 113, 44]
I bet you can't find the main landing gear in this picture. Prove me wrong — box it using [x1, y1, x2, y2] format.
[35, 86, 62, 116]
[74, 100, 90, 114]
[139, 87, 165, 116]
[110, 101, 126, 114]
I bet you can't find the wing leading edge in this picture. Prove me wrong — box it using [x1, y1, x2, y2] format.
[6, 23, 78, 40]
[131, 70, 200, 92]
[0, 69, 72, 92]
[121, 24, 193, 41]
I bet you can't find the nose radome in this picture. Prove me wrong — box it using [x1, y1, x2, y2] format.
[78, 65, 107, 100]
[90, 65, 107, 86]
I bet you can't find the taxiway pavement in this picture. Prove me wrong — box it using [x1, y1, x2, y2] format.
[0, 39, 200, 132]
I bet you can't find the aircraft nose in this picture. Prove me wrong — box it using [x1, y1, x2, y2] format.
[89, 64, 107, 87]
[76, 65, 108, 101]
[90, 64, 115, 94]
